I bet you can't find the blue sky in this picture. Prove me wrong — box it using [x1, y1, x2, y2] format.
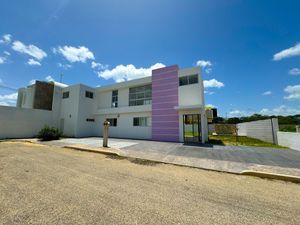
[0, 0, 300, 117]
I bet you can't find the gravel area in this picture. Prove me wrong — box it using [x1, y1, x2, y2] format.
[0, 142, 299, 225]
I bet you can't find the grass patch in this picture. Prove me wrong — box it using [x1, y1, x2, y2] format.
[208, 135, 286, 148]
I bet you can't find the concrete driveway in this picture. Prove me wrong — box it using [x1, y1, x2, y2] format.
[36, 137, 300, 177]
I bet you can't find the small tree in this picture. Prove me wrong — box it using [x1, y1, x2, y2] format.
[38, 126, 62, 141]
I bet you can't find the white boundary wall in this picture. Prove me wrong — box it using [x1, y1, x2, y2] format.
[0, 106, 54, 139]
[237, 118, 279, 144]
[277, 131, 300, 151]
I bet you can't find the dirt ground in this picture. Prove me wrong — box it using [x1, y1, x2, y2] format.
[0, 142, 299, 225]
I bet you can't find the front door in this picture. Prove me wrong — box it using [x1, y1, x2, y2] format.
[183, 114, 201, 143]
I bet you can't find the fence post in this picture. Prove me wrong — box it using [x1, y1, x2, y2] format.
[271, 118, 279, 145]
[296, 126, 300, 133]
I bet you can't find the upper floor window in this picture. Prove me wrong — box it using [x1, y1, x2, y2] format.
[129, 84, 152, 106]
[111, 90, 118, 108]
[85, 91, 94, 99]
[106, 118, 117, 127]
[133, 117, 151, 127]
[179, 74, 198, 86]
[62, 91, 69, 99]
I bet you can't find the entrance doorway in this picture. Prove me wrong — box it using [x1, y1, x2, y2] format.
[183, 114, 201, 143]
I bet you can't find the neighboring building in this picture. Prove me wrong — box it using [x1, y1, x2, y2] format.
[17, 65, 208, 143]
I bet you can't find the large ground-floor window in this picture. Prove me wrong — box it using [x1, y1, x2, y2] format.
[133, 117, 151, 127]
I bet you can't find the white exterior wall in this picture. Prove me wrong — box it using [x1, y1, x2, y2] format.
[178, 67, 204, 106]
[59, 85, 81, 137]
[277, 132, 300, 151]
[177, 67, 208, 143]
[95, 112, 152, 140]
[237, 118, 279, 144]
[51, 85, 63, 128]
[10, 66, 207, 142]
[0, 106, 54, 139]
[93, 77, 153, 140]
[17, 85, 35, 109]
[76, 85, 98, 137]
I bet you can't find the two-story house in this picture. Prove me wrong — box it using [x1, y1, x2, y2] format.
[17, 65, 208, 143]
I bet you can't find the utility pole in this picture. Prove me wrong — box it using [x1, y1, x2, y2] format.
[60, 73, 63, 83]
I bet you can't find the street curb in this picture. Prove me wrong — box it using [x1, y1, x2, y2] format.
[3, 140, 300, 183]
[241, 170, 300, 183]
[63, 145, 120, 156]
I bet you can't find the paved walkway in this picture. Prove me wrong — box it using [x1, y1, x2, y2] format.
[21, 137, 300, 177]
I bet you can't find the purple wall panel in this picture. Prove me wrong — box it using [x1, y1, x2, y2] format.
[151, 65, 179, 142]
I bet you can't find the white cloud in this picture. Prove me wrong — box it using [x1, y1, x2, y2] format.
[260, 105, 300, 116]
[262, 91, 272, 96]
[196, 60, 212, 68]
[228, 110, 252, 117]
[29, 79, 36, 85]
[289, 68, 300, 75]
[203, 79, 224, 88]
[196, 60, 213, 74]
[45, 75, 55, 82]
[12, 41, 47, 61]
[284, 85, 300, 100]
[27, 58, 41, 66]
[0, 92, 18, 106]
[3, 51, 10, 56]
[204, 90, 215, 95]
[53, 45, 95, 63]
[57, 63, 72, 70]
[98, 63, 165, 83]
[0, 56, 6, 64]
[229, 105, 300, 117]
[91, 61, 108, 70]
[0, 34, 12, 44]
[273, 43, 300, 61]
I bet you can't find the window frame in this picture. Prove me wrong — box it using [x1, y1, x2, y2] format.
[111, 90, 118, 108]
[133, 117, 151, 127]
[129, 84, 152, 106]
[179, 74, 199, 86]
[85, 91, 94, 99]
[106, 118, 117, 127]
[62, 91, 70, 99]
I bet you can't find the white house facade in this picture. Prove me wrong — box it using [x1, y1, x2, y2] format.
[16, 65, 208, 143]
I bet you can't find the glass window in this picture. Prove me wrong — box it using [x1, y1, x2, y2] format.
[111, 90, 118, 108]
[179, 74, 199, 86]
[85, 91, 94, 99]
[189, 74, 198, 84]
[106, 118, 117, 127]
[133, 117, 151, 127]
[129, 84, 152, 106]
[62, 91, 69, 99]
[179, 76, 188, 86]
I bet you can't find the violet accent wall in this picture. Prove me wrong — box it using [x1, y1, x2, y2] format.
[151, 65, 179, 142]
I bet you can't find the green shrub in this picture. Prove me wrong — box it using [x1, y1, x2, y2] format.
[38, 126, 62, 141]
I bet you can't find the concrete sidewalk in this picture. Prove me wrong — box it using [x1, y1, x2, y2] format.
[17, 137, 300, 180]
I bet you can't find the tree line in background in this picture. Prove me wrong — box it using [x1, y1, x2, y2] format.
[213, 114, 300, 125]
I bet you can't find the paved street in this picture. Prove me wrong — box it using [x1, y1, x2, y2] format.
[42, 137, 300, 176]
[0, 142, 300, 225]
